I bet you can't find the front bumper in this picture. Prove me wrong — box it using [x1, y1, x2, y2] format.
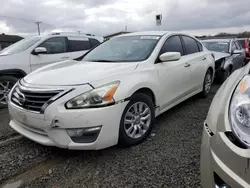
[8, 100, 128, 150]
[200, 123, 250, 188]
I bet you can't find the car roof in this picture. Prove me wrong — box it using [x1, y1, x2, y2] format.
[117, 31, 169, 37]
[202, 39, 231, 43]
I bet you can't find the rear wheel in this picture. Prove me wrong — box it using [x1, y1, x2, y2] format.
[200, 69, 213, 98]
[0, 76, 19, 108]
[118, 93, 155, 147]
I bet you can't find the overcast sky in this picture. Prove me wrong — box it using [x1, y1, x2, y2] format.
[1, 0, 250, 37]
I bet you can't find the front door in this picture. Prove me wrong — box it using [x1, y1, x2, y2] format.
[30, 37, 71, 71]
[156, 35, 191, 111]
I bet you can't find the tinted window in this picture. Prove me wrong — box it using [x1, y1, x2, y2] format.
[231, 42, 237, 52]
[84, 35, 160, 62]
[90, 38, 101, 48]
[182, 36, 199, 55]
[235, 41, 241, 50]
[237, 40, 244, 47]
[68, 37, 90, 52]
[0, 37, 41, 55]
[160, 36, 184, 55]
[38, 37, 67, 54]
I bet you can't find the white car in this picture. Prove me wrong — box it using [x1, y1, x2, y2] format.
[8, 31, 215, 150]
[0, 33, 102, 106]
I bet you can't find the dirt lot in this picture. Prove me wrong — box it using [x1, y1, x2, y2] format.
[0, 85, 220, 188]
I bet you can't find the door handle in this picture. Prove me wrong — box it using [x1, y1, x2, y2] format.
[202, 57, 206, 60]
[61, 56, 69, 59]
[184, 63, 190, 67]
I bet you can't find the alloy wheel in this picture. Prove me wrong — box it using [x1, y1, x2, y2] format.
[204, 73, 212, 94]
[0, 81, 14, 105]
[124, 102, 152, 139]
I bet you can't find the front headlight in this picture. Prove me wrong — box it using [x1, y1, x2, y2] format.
[229, 75, 250, 147]
[66, 81, 120, 109]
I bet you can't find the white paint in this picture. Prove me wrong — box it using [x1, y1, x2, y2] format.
[8, 31, 215, 150]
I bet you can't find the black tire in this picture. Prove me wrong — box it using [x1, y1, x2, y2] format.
[118, 93, 155, 147]
[0, 75, 19, 108]
[217, 67, 231, 84]
[200, 69, 213, 98]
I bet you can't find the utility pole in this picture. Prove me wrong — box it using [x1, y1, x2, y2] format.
[35, 21, 42, 35]
[125, 25, 127, 32]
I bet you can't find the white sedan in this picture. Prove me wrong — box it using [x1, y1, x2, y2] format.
[8, 31, 215, 150]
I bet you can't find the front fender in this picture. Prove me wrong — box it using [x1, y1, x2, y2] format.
[90, 69, 159, 105]
[222, 56, 233, 70]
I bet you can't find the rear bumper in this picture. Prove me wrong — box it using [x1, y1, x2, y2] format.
[200, 123, 250, 188]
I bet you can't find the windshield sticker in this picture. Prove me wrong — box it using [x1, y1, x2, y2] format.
[217, 42, 228, 45]
[67, 37, 89, 41]
[140, 36, 160, 40]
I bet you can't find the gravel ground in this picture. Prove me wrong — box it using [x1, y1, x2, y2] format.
[0, 85, 220, 188]
[0, 108, 18, 141]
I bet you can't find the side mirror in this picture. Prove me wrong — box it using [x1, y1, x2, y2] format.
[159, 52, 181, 62]
[33, 47, 47, 55]
[232, 49, 242, 54]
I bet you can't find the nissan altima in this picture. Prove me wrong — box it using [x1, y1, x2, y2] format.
[8, 31, 214, 150]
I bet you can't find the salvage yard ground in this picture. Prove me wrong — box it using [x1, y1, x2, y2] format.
[0, 84, 220, 188]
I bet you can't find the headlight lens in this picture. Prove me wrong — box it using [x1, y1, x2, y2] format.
[229, 75, 250, 147]
[66, 81, 119, 109]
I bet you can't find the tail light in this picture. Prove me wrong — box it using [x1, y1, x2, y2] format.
[244, 40, 249, 54]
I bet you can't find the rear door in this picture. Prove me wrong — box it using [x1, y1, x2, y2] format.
[232, 41, 245, 69]
[180, 35, 208, 92]
[30, 37, 70, 71]
[67, 36, 92, 60]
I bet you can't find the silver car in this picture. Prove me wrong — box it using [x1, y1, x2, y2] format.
[202, 39, 245, 84]
[201, 63, 250, 187]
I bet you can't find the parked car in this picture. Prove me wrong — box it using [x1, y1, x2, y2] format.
[8, 31, 214, 150]
[202, 39, 245, 83]
[200, 63, 250, 188]
[236, 38, 250, 64]
[0, 33, 102, 107]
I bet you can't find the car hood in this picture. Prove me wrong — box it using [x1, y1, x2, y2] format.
[213, 52, 231, 62]
[24, 60, 139, 86]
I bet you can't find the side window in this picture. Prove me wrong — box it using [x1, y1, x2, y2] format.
[38, 37, 67, 54]
[160, 36, 184, 56]
[235, 41, 241, 50]
[182, 36, 200, 55]
[89, 38, 101, 48]
[231, 42, 237, 52]
[68, 37, 90, 52]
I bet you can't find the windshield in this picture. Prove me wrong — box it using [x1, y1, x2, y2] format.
[0, 37, 41, 54]
[83, 35, 160, 62]
[202, 41, 229, 53]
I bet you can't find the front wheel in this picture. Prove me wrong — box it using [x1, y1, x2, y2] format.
[200, 69, 213, 98]
[0, 76, 19, 108]
[118, 93, 155, 147]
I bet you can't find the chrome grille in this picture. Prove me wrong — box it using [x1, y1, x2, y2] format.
[11, 86, 61, 113]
